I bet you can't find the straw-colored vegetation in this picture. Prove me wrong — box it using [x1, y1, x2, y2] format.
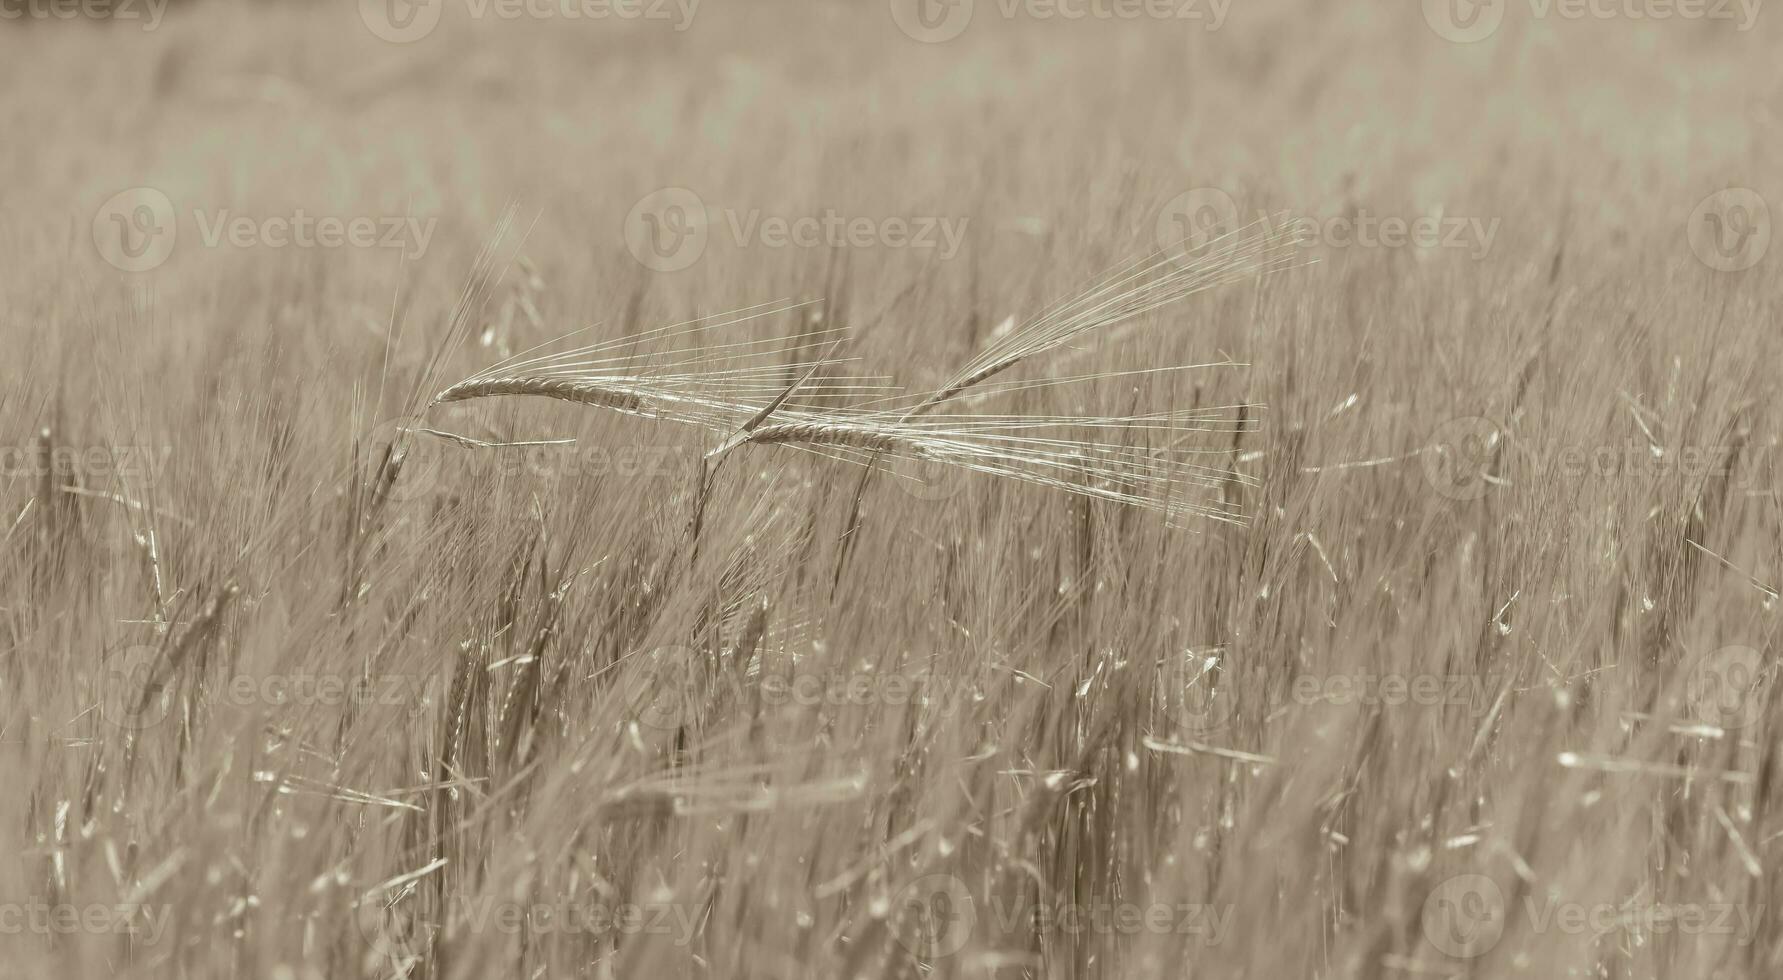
[3, 5, 1780, 980]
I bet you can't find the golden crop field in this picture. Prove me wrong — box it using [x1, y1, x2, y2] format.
[2, 2, 1780, 977]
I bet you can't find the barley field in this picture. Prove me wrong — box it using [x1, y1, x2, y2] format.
[3, 2, 1781, 978]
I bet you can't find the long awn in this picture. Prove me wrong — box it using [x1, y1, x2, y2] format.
[425, 221, 1302, 525]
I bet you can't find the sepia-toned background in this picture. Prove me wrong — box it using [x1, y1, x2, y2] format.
[3, 2, 1781, 978]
